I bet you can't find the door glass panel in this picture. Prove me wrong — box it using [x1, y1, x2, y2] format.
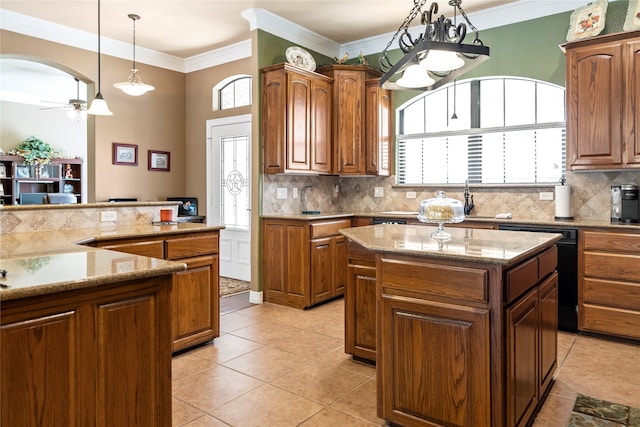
[221, 135, 250, 230]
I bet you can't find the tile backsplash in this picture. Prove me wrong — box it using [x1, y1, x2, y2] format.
[263, 170, 640, 222]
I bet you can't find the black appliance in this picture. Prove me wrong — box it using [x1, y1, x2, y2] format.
[372, 218, 407, 225]
[498, 224, 578, 333]
[166, 197, 205, 223]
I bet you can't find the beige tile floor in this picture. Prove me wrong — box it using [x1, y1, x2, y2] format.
[172, 298, 640, 426]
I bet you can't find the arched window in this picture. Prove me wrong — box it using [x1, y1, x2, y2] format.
[213, 75, 251, 110]
[396, 76, 565, 186]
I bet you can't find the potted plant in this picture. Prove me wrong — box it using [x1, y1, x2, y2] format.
[10, 136, 60, 166]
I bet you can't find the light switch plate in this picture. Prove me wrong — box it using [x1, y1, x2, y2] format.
[406, 191, 417, 199]
[293, 188, 299, 199]
[374, 187, 384, 198]
[276, 188, 288, 199]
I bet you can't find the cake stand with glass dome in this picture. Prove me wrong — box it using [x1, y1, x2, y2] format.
[417, 191, 465, 240]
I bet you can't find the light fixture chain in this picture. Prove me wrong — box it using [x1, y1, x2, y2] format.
[132, 15, 136, 68]
[380, 0, 428, 68]
[455, 2, 479, 41]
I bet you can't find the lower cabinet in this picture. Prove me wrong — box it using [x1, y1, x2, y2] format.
[506, 273, 558, 427]
[579, 229, 640, 340]
[1, 275, 173, 426]
[87, 230, 220, 352]
[370, 245, 558, 426]
[262, 218, 351, 309]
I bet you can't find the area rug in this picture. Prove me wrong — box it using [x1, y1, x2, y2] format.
[568, 394, 640, 426]
[220, 277, 250, 297]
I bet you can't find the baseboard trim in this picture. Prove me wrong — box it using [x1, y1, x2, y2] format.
[249, 290, 263, 304]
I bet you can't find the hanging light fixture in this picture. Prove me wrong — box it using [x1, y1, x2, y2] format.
[67, 78, 87, 121]
[380, 0, 490, 91]
[114, 14, 155, 96]
[87, 0, 113, 115]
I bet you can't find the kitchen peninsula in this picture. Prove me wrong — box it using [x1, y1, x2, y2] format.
[341, 224, 561, 427]
[0, 203, 224, 426]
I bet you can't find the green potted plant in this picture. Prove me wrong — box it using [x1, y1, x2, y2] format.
[10, 136, 60, 166]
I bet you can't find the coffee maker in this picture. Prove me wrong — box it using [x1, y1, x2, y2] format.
[613, 184, 640, 223]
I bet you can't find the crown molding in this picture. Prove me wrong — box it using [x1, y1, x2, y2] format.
[241, 8, 340, 59]
[1, 1, 598, 74]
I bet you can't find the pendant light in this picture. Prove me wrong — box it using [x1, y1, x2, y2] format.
[114, 14, 154, 96]
[87, 0, 113, 115]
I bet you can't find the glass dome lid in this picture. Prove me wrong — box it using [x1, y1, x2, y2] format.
[418, 191, 465, 240]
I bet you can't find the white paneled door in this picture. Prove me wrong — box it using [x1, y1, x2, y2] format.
[207, 115, 251, 281]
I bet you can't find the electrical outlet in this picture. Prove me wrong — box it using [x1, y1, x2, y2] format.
[406, 191, 417, 199]
[100, 211, 117, 222]
[276, 188, 288, 199]
[539, 191, 554, 201]
[293, 188, 299, 199]
[374, 187, 384, 198]
[334, 184, 339, 193]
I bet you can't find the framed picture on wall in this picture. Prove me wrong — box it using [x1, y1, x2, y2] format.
[148, 150, 170, 171]
[112, 142, 138, 166]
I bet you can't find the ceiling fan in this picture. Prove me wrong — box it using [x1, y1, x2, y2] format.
[40, 77, 87, 121]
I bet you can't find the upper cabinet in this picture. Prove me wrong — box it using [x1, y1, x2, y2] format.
[317, 65, 392, 175]
[565, 30, 640, 171]
[262, 63, 333, 174]
[261, 63, 392, 176]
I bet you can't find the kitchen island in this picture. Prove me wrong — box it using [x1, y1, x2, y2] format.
[340, 224, 562, 427]
[0, 215, 224, 427]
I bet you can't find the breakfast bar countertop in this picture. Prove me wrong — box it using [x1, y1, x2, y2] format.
[340, 223, 562, 265]
[0, 222, 224, 301]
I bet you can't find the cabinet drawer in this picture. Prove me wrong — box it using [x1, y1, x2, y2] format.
[506, 257, 538, 303]
[583, 231, 640, 252]
[582, 303, 640, 340]
[310, 219, 351, 238]
[103, 241, 164, 258]
[379, 258, 488, 303]
[584, 252, 640, 281]
[538, 246, 558, 280]
[165, 234, 219, 260]
[583, 277, 640, 310]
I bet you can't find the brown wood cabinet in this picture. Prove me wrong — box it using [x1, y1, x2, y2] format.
[1, 275, 173, 426]
[261, 63, 333, 174]
[262, 217, 350, 309]
[317, 65, 390, 175]
[579, 229, 640, 340]
[565, 30, 640, 170]
[0, 155, 83, 205]
[373, 244, 558, 426]
[87, 230, 220, 352]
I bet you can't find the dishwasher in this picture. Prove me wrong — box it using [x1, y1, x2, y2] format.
[498, 224, 578, 333]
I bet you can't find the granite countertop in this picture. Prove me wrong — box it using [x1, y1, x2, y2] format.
[262, 211, 640, 231]
[340, 224, 562, 265]
[0, 222, 224, 301]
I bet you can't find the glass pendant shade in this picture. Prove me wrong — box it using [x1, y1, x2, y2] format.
[114, 69, 154, 96]
[87, 92, 113, 115]
[396, 64, 435, 88]
[420, 50, 465, 72]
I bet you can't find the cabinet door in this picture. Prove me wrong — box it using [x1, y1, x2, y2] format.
[539, 273, 558, 395]
[345, 261, 376, 361]
[334, 70, 365, 174]
[2, 311, 81, 427]
[172, 255, 219, 352]
[379, 295, 490, 426]
[310, 78, 332, 173]
[506, 287, 539, 427]
[286, 73, 312, 172]
[333, 235, 347, 295]
[625, 39, 640, 165]
[566, 41, 623, 169]
[365, 79, 391, 176]
[311, 236, 333, 305]
[262, 69, 286, 173]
